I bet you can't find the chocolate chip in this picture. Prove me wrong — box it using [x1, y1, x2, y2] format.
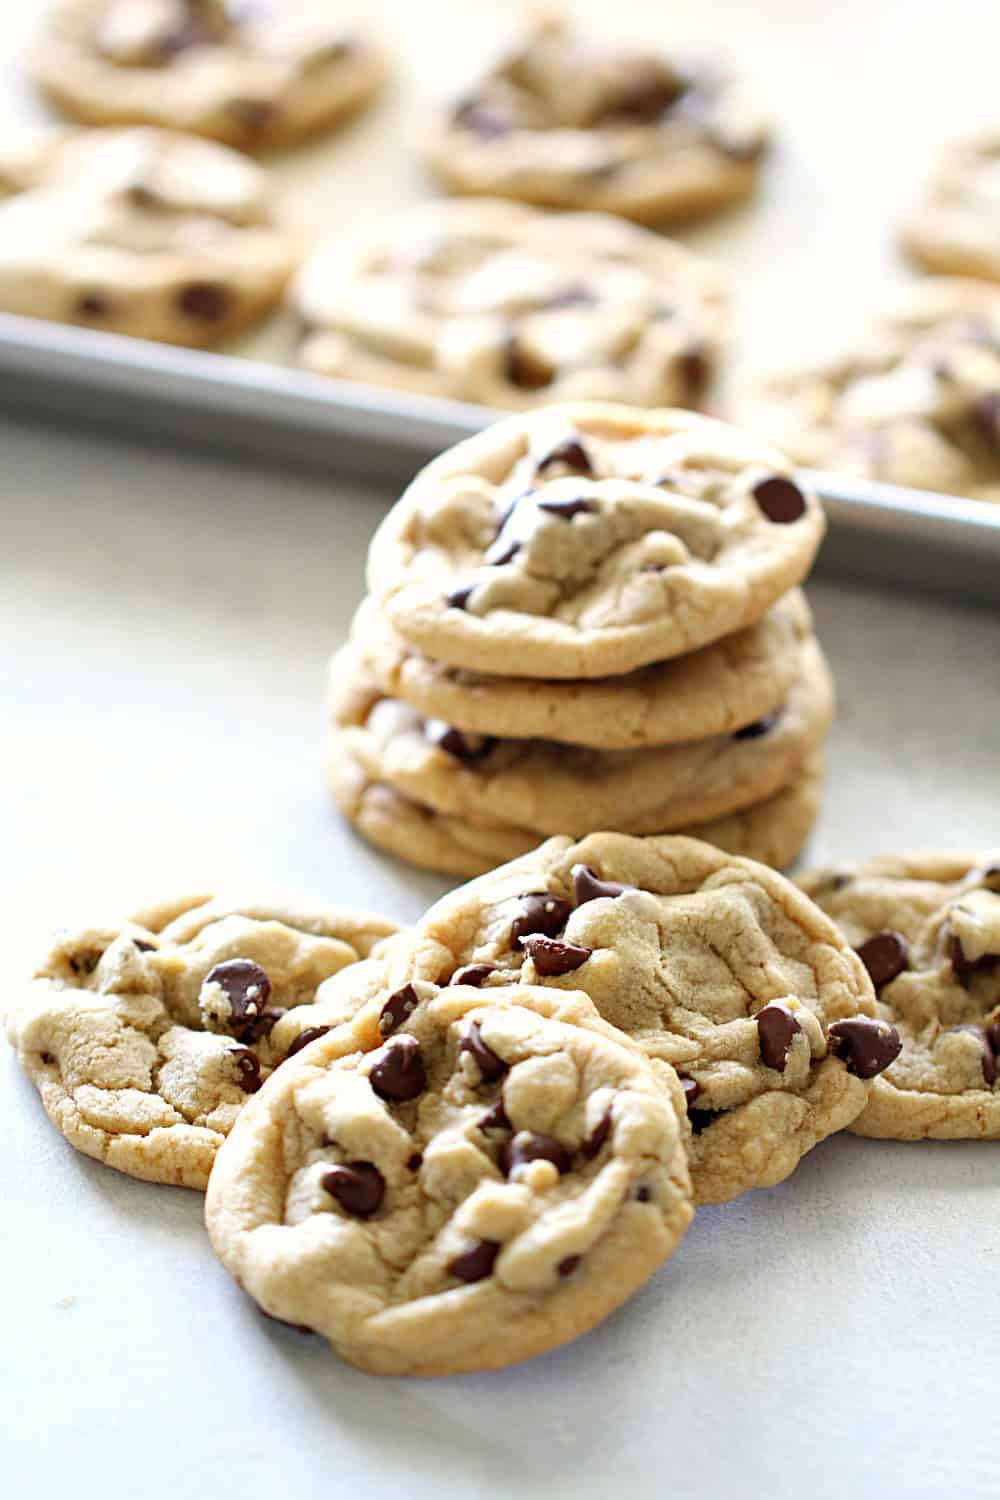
[677, 1072, 701, 1107]
[133, 938, 157, 952]
[478, 1100, 511, 1133]
[230, 1048, 261, 1094]
[521, 935, 592, 976]
[40, 1051, 55, 1066]
[460, 1020, 508, 1083]
[973, 392, 1000, 450]
[687, 1108, 720, 1134]
[988, 1020, 1000, 1056]
[634, 1185, 652, 1202]
[949, 1025, 997, 1087]
[557, 1255, 582, 1278]
[369, 1036, 426, 1102]
[580, 1110, 611, 1158]
[950, 932, 1000, 984]
[733, 711, 780, 741]
[537, 497, 597, 520]
[76, 291, 110, 319]
[452, 98, 511, 139]
[484, 536, 521, 567]
[450, 963, 494, 988]
[177, 282, 229, 323]
[406, 1152, 423, 1171]
[425, 721, 497, 762]
[449, 1239, 501, 1283]
[677, 344, 710, 401]
[827, 1016, 902, 1079]
[284, 1024, 332, 1059]
[535, 437, 594, 476]
[204, 958, 274, 1041]
[499, 1131, 571, 1178]
[752, 475, 807, 524]
[756, 1003, 801, 1072]
[504, 339, 553, 391]
[378, 984, 419, 1037]
[571, 864, 632, 905]
[445, 581, 476, 610]
[229, 98, 273, 134]
[855, 932, 909, 992]
[510, 892, 572, 948]
[321, 1161, 385, 1218]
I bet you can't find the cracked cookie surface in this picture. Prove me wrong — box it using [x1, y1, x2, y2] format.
[799, 852, 1000, 1139]
[328, 636, 833, 838]
[381, 834, 891, 1203]
[0, 125, 297, 344]
[5, 893, 400, 1188]
[367, 402, 826, 679]
[743, 278, 1000, 503]
[31, 0, 384, 151]
[348, 589, 811, 750]
[900, 131, 1000, 284]
[205, 982, 693, 1375]
[426, 14, 769, 224]
[295, 197, 728, 410]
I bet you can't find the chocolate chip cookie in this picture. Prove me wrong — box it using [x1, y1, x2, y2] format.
[743, 278, 1000, 503]
[31, 0, 384, 152]
[205, 982, 693, 1374]
[0, 126, 298, 345]
[367, 403, 826, 680]
[426, 15, 769, 224]
[330, 744, 824, 878]
[5, 893, 400, 1188]
[799, 853, 1000, 1139]
[384, 834, 893, 1203]
[900, 131, 1000, 284]
[294, 197, 729, 410]
[348, 589, 812, 751]
[328, 636, 833, 838]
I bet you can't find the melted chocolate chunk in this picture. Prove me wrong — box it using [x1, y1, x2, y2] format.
[634, 1185, 652, 1202]
[369, 1036, 426, 1102]
[321, 1161, 385, 1218]
[510, 892, 572, 948]
[425, 720, 498, 762]
[484, 536, 521, 567]
[460, 1020, 508, 1083]
[537, 496, 597, 520]
[973, 392, 1000, 450]
[133, 938, 158, 953]
[450, 963, 494, 988]
[557, 1255, 582, 1278]
[855, 932, 909, 992]
[827, 1016, 902, 1079]
[177, 282, 229, 322]
[580, 1109, 612, 1158]
[687, 1108, 721, 1135]
[504, 338, 554, 391]
[733, 711, 780, 741]
[445, 580, 477, 610]
[677, 343, 711, 401]
[756, 1003, 801, 1072]
[284, 1024, 332, 1060]
[40, 1051, 55, 1066]
[950, 933, 1000, 985]
[449, 1239, 501, 1283]
[535, 436, 594, 476]
[452, 98, 512, 139]
[677, 1072, 701, 1107]
[752, 475, 807, 524]
[521, 935, 592, 976]
[406, 1152, 423, 1171]
[949, 1024, 997, 1087]
[988, 1019, 1000, 1055]
[478, 1099, 511, 1133]
[204, 958, 274, 1042]
[572, 864, 633, 905]
[378, 984, 419, 1037]
[230, 1048, 261, 1094]
[499, 1131, 571, 1178]
[75, 291, 110, 319]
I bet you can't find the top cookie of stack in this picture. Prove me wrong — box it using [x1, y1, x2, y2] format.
[329, 401, 833, 877]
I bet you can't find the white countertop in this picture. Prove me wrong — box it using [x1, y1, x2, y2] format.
[3, 415, 999, 1500]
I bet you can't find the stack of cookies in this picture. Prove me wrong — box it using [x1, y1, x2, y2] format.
[328, 400, 834, 877]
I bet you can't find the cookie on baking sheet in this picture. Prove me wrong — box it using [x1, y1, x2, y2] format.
[799, 853, 1000, 1139]
[330, 742, 825, 879]
[900, 132, 1000, 284]
[742, 278, 1000, 504]
[5, 893, 400, 1188]
[31, 0, 384, 152]
[205, 982, 693, 1375]
[387, 834, 896, 1204]
[328, 636, 833, 837]
[0, 126, 298, 345]
[295, 197, 729, 411]
[426, 14, 769, 224]
[367, 403, 826, 680]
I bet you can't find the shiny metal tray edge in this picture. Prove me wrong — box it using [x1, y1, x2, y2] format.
[1, 312, 997, 604]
